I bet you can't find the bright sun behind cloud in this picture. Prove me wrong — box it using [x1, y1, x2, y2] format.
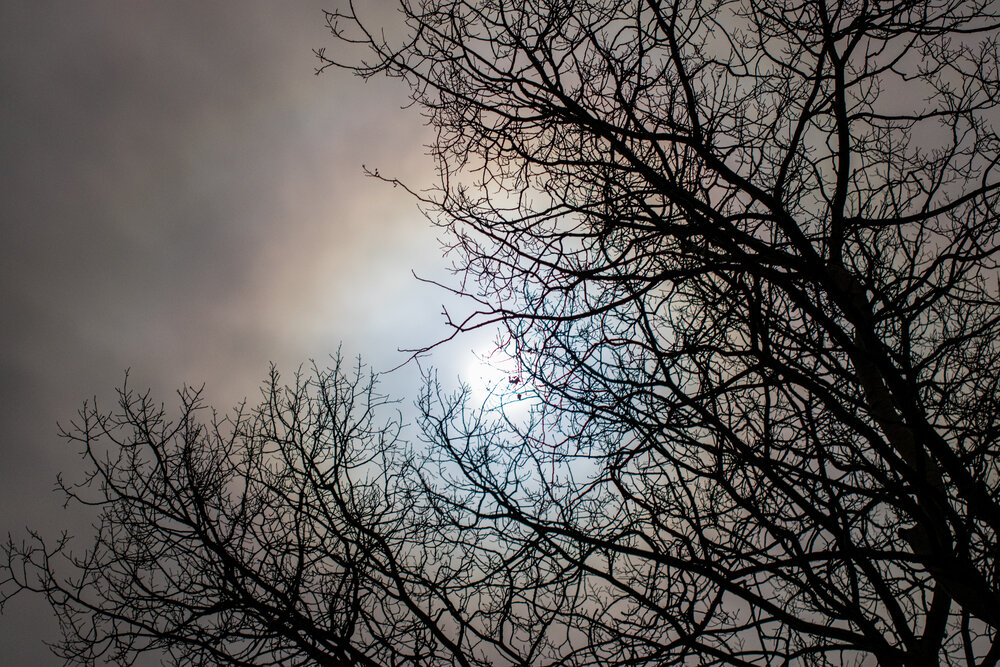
[460, 333, 535, 420]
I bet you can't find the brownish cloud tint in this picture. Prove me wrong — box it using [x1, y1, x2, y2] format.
[0, 2, 455, 661]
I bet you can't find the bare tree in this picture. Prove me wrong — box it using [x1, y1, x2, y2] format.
[6, 0, 1000, 665]
[320, 0, 1000, 664]
[0, 360, 509, 666]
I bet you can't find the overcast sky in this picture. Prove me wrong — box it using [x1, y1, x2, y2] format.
[0, 3, 480, 660]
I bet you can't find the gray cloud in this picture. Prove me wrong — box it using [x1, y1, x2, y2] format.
[1, 2, 456, 660]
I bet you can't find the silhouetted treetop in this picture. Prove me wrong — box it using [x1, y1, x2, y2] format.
[323, 0, 1000, 663]
[3, 1, 1000, 665]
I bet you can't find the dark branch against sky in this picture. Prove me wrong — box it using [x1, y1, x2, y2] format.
[0, 3, 451, 661]
[5, 0, 1000, 663]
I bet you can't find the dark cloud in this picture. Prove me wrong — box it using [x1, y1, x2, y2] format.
[1, 2, 454, 660]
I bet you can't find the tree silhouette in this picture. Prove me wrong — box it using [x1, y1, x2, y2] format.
[324, 0, 1000, 663]
[1, 361, 499, 666]
[5, 0, 1000, 664]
